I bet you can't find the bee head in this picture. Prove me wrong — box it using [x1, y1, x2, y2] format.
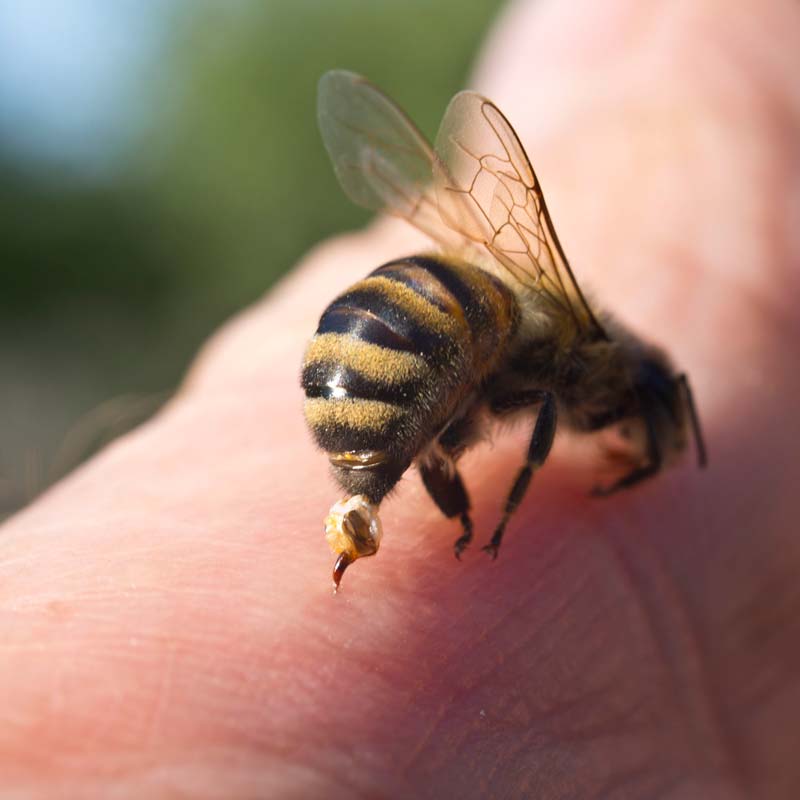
[324, 495, 383, 592]
[635, 354, 706, 468]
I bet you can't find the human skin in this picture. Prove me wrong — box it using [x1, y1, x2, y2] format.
[2, 0, 799, 797]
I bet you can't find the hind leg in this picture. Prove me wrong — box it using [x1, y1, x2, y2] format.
[418, 412, 483, 558]
[419, 456, 474, 559]
[484, 391, 557, 558]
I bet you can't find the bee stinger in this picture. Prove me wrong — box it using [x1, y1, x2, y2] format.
[303, 70, 707, 591]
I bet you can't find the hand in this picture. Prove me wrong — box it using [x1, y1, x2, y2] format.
[2, 1, 799, 796]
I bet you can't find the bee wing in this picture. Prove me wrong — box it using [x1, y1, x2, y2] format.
[434, 91, 604, 333]
[317, 70, 485, 259]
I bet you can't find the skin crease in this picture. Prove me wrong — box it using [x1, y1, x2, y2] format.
[1, 0, 799, 797]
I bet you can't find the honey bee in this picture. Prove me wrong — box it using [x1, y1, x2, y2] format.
[303, 70, 706, 591]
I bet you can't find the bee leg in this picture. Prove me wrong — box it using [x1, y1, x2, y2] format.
[592, 414, 662, 496]
[484, 392, 557, 559]
[592, 462, 660, 496]
[453, 514, 474, 560]
[419, 458, 474, 559]
[678, 374, 708, 468]
[489, 388, 548, 415]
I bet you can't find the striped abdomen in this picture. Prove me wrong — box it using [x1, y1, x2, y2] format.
[302, 255, 518, 502]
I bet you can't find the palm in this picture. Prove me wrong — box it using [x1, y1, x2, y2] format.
[2, 1, 798, 797]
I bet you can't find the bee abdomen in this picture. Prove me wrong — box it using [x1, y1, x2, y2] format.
[302, 331, 428, 454]
[320, 271, 466, 361]
[303, 396, 409, 454]
[301, 360, 423, 405]
[371, 256, 519, 370]
[302, 255, 517, 459]
[373, 256, 490, 334]
[317, 305, 417, 354]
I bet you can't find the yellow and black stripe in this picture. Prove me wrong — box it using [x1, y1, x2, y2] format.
[302, 255, 518, 502]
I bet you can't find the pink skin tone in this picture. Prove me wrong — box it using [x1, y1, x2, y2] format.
[2, 0, 800, 797]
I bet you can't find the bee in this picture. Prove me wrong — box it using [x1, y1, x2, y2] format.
[302, 70, 707, 591]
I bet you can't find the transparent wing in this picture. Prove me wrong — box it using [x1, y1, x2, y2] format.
[317, 70, 483, 259]
[434, 91, 603, 333]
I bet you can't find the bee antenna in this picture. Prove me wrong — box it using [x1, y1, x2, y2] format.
[678, 374, 707, 469]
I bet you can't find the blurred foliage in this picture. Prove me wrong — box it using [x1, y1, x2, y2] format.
[0, 164, 171, 311]
[145, 0, 505, 310]
[0, 0, 505, 516]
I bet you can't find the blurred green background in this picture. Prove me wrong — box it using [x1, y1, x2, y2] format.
[0, 0, 505, 518]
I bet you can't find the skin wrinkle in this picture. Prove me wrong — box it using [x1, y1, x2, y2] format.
[464, 686, 654, 799]
[144, 648, 175, 746]
[483, 737, 647, 800]
[520, 673, 647, 738]
[456, 571, 595, 704]
[729, 562, 800, 708]
[589, 763, 678, 800]
[401, 526, 648, 791]
[400, 642, 500, 775]
[495, 740, 660, 800]
[447, 562, 573, 685]
[595, 521, 751, 796]
[348, 592, 506, 788]
[266, 631, 424, 770]
[46, 752, 357, 800]
[659, 404, 800, 796]
[400, 500, 720, 792]
[14, 568, 300, 764]
[708, 485, 800, 779]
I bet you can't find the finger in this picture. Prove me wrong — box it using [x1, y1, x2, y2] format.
[184, 0, 800, 790]
[1, 1, 799, 797]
